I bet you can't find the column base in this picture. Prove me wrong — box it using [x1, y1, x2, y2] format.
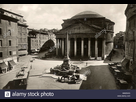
[88, 56, 91, 60]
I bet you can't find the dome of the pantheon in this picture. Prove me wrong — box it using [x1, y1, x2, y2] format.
[71, 11, 104, 19]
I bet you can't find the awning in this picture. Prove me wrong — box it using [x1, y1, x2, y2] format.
[121, 58, 129, 67]
[9, 60, 16, 67]
[0, 62, 8, 70]
[18, 50, 28, 56]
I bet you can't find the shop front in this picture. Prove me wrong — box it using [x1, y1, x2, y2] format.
[0, 62, 8, 73]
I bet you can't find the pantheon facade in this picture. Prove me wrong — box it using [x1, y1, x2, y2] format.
[55, 11, 115, 59]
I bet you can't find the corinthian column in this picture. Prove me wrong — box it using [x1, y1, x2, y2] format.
[62, 38, 64, 56]
[74, 38, 77, 57]
[95, 39, 98, 60]
[102, 39, 106, 60]
[56, 38, 59, 56]
[88, 38, 91, 58]
[81, 38, 84, 57]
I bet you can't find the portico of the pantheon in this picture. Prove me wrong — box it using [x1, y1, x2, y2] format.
[55, 11, 114, 60]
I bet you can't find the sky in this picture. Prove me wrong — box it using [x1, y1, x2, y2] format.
[0, 4, 127, 34]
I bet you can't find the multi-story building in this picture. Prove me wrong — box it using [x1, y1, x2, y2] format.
[113, 31, 125, 49]
[28, 28, 49, 54]
[18, 19, 28, 56]
[0, 8, 28, 73]
[55, 11, 114, 59]
[0, 8, 19, 73]
[123, 4, 136, 88]
[47, 31, 56, 46]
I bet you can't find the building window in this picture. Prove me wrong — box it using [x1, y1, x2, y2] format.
[9, 40, 11, 46]
[0, 40, 2, 47]
[0, 52, 3, 57]
[8, 30, 11, 36]
[0, 28, 2, 35]
[8, 20, 11, 25]
[9, 51, 12, 56]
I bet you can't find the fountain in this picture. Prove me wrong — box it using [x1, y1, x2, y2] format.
[50, 31, 81, 83]
[50, 55, 80, 76]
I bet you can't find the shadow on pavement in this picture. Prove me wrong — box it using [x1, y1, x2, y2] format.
[31, 54, 92, 61]
[79, 66, 92, 89]
[2, 81, 14, 89]
[2, 80, 27, 90]
[80, 65, 117, 90]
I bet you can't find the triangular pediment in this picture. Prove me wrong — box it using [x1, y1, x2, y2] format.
[59, 22, 101, 34]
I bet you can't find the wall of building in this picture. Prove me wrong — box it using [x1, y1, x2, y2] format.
[62, 18, 105, 29]
[57, 16, 114, 58]
[31, 33, 49, 50]
[113, 31, 125, 49]
[18, 25, 28, 50]
[124, 4, 136, 88]
[0, 17, 18, 60]
[0, 8, 29, 73]
[28, 29, 52, 54]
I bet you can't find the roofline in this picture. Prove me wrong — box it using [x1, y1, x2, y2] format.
[18, 23, 28, 27]
[105, 18, 115, 24]
[28, 28, 48, 35]
[0, 8, 23, 17]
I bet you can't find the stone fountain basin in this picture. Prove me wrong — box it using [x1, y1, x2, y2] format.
[50, 65, 81, 76]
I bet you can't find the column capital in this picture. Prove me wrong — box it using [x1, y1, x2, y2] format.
[88, 37, 91, 40]
[103, 37, 106, 40]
